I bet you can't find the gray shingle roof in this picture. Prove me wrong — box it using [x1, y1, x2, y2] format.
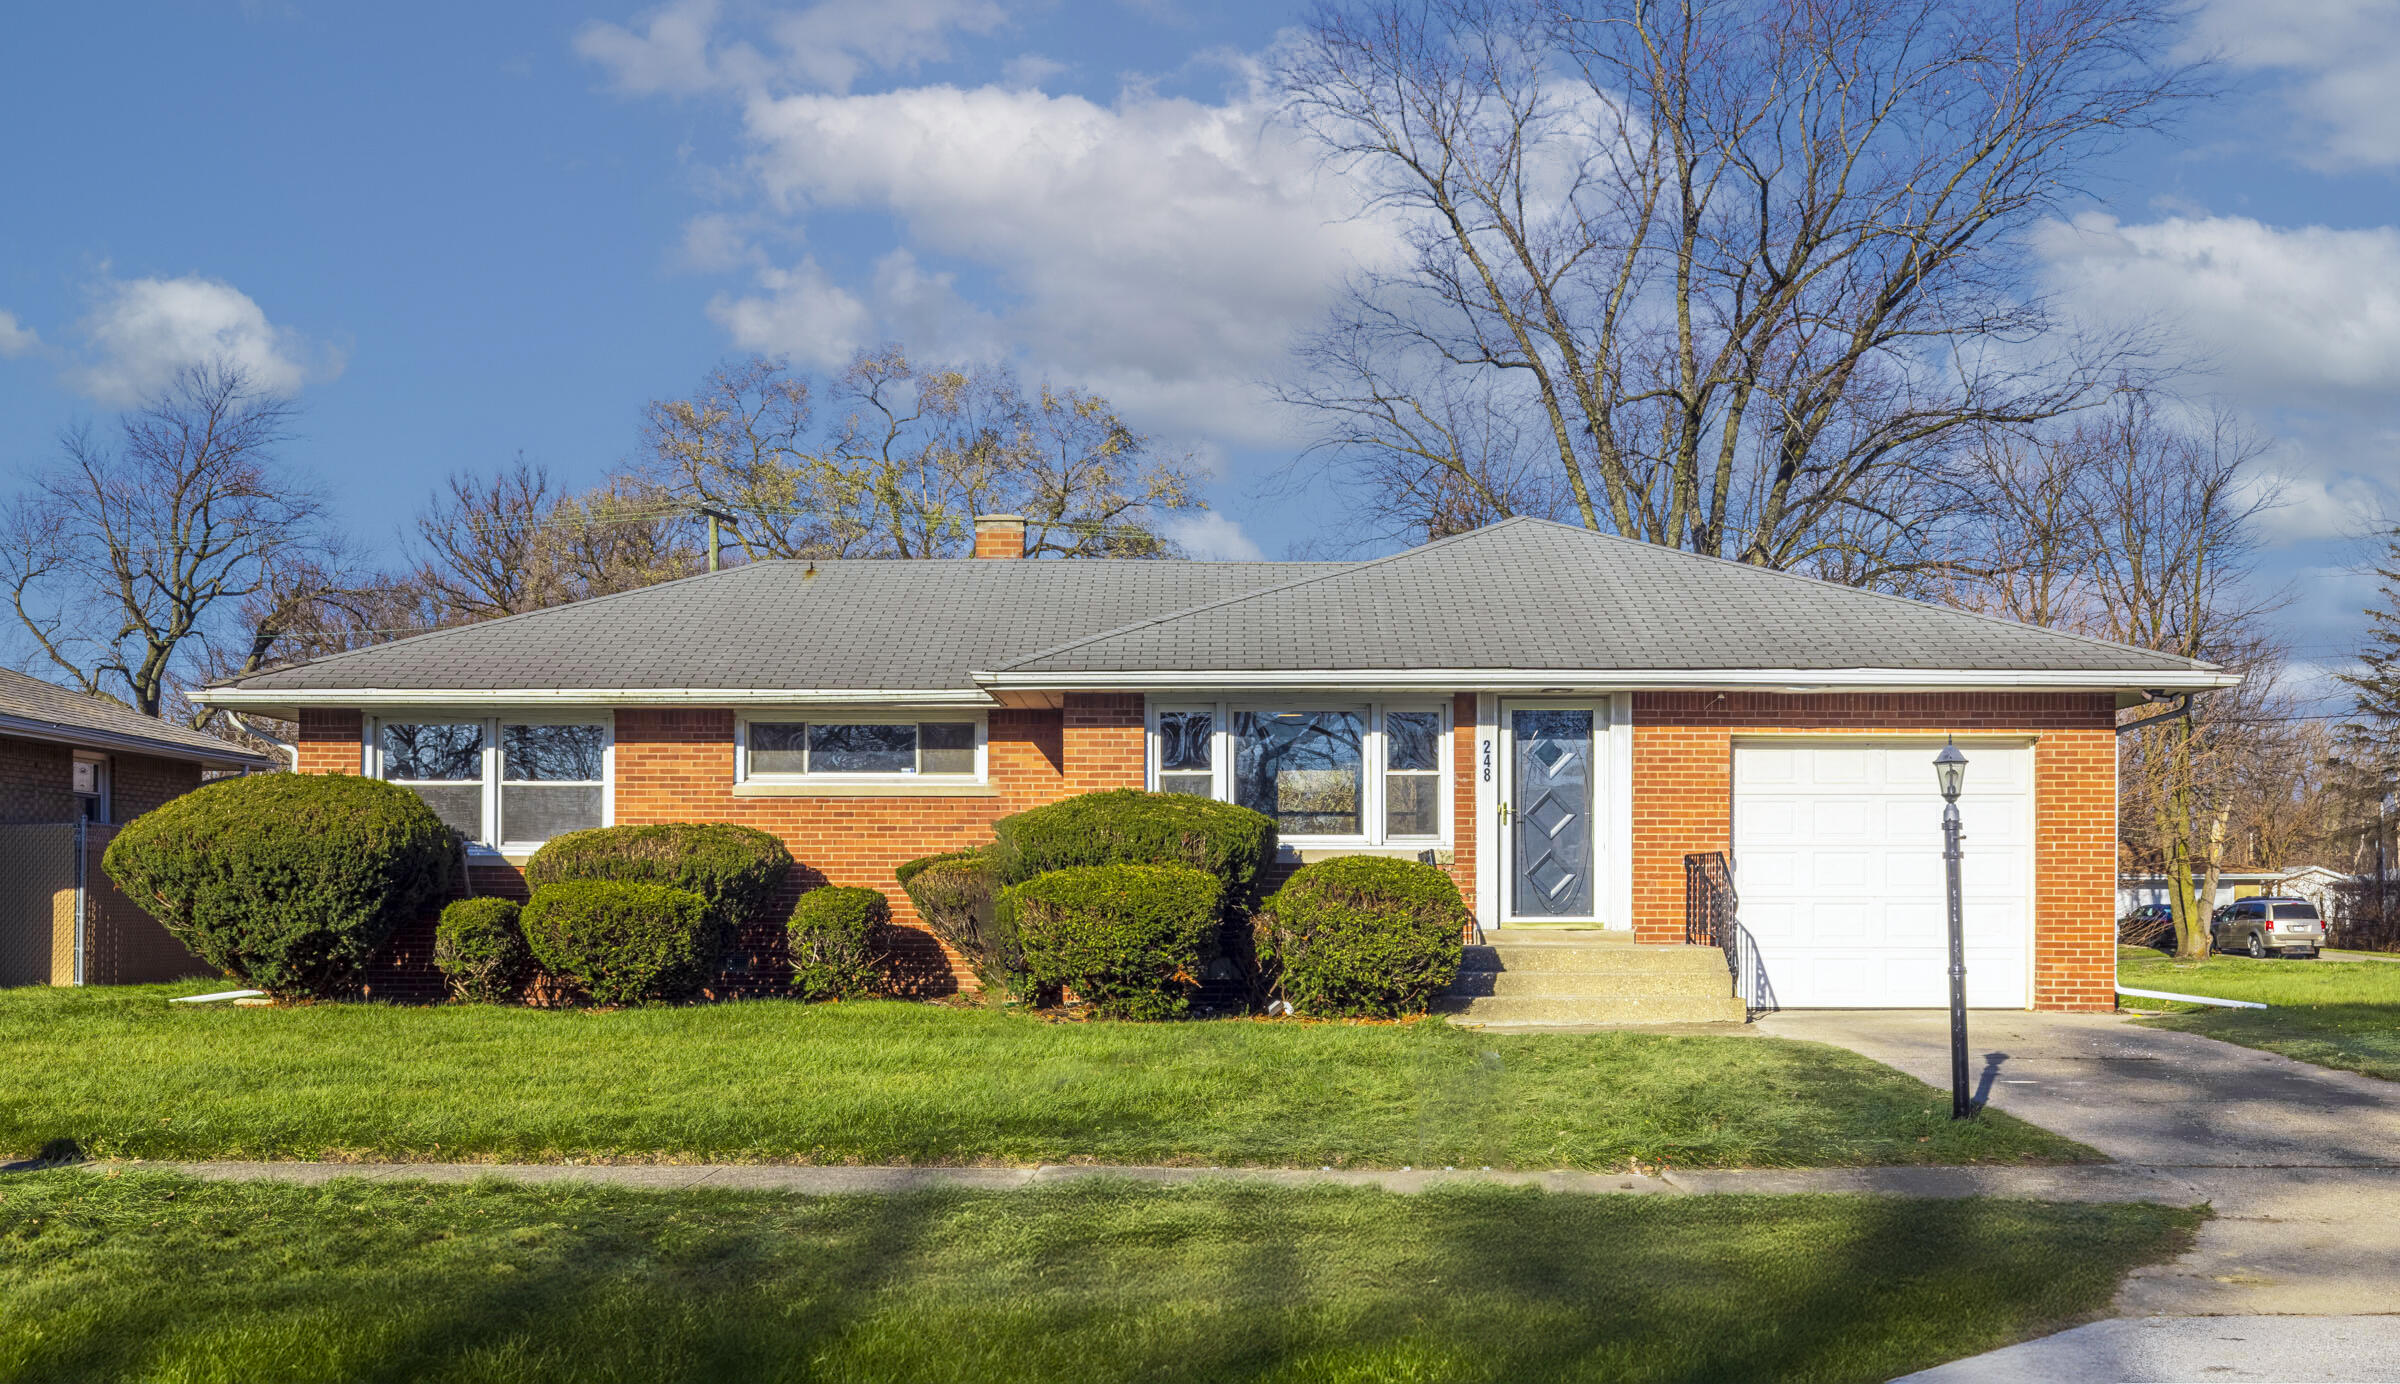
[215, 559, 1350, 693]
[0, 668, 272, 765]
[207, 518, 2218, 700]
[993, 519, 2218, 677]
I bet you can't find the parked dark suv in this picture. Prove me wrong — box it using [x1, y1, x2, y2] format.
[2209, 897, 2326, 958]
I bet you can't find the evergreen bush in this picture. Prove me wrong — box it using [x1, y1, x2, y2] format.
[1254, 856, 1467, 1018]
[520, 879, 716, 1005]
[785, 886, 889, 1001]
[1006, 863, 1222, 1020]
[433, 897, 533, 1003]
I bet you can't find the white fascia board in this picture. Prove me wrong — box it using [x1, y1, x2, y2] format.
[194, 687, 1000, 710]
[970, 667, 2241, 693]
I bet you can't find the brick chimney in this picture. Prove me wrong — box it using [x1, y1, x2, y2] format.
[972, 513, 1027, 559]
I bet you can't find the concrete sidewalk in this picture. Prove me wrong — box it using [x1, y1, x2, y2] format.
[1760, 1010, 2400, 1319]
[1894, 1316, 2400, 1383]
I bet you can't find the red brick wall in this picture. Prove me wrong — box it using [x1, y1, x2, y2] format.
[1448, 692, 1477, 904]
[1628, 691, 2119, 1011]
[296, 709, 363, 774]
[609, 694, 1146, 993]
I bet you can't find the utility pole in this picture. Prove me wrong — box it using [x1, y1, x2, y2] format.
[697, 507, 737, 573]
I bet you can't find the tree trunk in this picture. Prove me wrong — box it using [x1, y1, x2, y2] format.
[2194, 806, 2229, 961]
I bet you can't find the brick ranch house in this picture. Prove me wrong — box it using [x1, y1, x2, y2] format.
[194, 516, 2233, 1011]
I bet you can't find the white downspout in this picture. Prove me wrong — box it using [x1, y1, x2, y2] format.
[225, 711, 297, 772]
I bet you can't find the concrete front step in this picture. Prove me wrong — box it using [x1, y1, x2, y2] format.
[1441, 931, 1744, 1026]
[1432, 993, 1749, 1025]
[1463, 941, 1729, 974]
[1445, 967, 1732, 998]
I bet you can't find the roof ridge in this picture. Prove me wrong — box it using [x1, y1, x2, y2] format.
[1503, 516, 2220, 673]
[987, 520, 1537, 672]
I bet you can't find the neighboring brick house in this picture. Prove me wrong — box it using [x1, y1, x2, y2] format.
[0, 668, 272, 987]
[195, 516, 2233, 1012]
[0, 668, 271, 825]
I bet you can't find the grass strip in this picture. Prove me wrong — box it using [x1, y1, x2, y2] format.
[2117, 947, 2400, 1081]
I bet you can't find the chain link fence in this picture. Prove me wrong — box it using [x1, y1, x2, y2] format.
[0, 822, 211, 986]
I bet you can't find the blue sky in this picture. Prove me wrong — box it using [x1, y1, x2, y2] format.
[2, 1, 2397, 708]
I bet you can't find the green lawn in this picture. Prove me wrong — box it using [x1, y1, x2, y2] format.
[0, 1172, 2200, 1384]
[2119, 946, 2400, 1081]
[0, 983, 2089, 1169]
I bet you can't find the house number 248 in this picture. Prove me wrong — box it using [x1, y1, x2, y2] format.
[1480, 738, 1493, 782]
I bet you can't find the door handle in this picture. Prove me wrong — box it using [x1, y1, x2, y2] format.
[1498, 802, 1511, 825]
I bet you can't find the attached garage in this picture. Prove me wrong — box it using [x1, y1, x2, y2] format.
[1731, 738, 2035, 1009]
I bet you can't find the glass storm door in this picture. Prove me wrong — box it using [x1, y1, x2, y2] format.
[1508, 707, 1596, 919]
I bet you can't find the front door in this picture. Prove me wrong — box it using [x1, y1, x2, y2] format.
[1504, 705, 1600, 922]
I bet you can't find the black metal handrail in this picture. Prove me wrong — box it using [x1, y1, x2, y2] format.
[1685, 850, 1735, 946]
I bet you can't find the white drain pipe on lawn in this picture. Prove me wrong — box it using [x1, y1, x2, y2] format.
[2115, 985, 2267, 1010]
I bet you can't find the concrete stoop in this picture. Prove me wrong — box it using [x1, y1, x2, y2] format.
[1435, 929, 1746, 1027]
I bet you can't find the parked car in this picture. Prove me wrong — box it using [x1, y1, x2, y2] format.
[2210, 897, 2326, 958]
[2119, 903, 2177, 949]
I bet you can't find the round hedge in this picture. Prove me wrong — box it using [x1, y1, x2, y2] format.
[521, 879, 715, 1005]
[991, 790, 1276, 914]
[1006, 863, 1222, 1020]
[894, 850, 1028, 1000]
[102, 773, 456, 997]
[1254, 856, 1467, 1018]
[524, 823, 792, 942]
[786, 885, 889, 1001]
[434, 897, 533, 1003]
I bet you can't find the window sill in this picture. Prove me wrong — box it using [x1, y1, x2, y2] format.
[1279, 843, 1454, 866]
[733, 781, 999, 799]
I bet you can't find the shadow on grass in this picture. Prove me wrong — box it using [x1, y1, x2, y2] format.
[0, 1174, 2199, 1384]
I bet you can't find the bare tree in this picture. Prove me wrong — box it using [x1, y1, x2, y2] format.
[409, 460, 704, 622]
[644, 350, 1207, 561]
[3, 361, 330, 717]
[1276, 0, 2198, 566]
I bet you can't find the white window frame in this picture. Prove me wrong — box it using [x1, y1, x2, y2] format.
[733, 711, 990, 787]
[1144, 697, 1452, 849]
[365, 712, 613, 855]
[72, 751, 109, 824]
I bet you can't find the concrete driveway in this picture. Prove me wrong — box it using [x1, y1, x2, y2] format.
[1759, 1009, 2400, 1319]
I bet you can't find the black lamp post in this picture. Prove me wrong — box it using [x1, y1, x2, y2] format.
[1935, 738, 1972, 1119]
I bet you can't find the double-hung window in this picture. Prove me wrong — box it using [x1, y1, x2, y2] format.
[1148, 701, 1449, 846]
[737, 715, 986, 784]
[373, 716, 608, 851]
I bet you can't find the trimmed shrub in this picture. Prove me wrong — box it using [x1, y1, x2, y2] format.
[521, 879, 715, 1005]
[524, 823, 792, 944]
[102, 773, 456, 997]
[786, 886, 889, 1001]
[1254, 856, 1468, 1019]
[433, 897, 533, 1003]
[1006, 864, 1222, 1020]
[991, 789, 1277, 916]
[895, 849, 1032, 1000]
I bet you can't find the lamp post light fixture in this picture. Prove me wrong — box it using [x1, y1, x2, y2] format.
[1934, 737, 1972, 1119]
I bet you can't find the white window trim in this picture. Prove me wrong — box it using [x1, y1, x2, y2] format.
[1144, 697, 1452, 850]
[72, 751, 110, 824]
[733, 711, 990, 788]
[365, 712, 613, 855]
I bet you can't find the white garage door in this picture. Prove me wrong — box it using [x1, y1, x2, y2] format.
[1732, 740, 2033, 1009]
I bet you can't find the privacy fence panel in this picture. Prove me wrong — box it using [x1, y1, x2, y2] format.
[0, 821, 211, 986]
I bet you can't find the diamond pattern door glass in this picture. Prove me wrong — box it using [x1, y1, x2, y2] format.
[1512, 709, 1593, 917]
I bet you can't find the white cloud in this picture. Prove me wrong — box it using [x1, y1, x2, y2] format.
[2190, 0, 2400, 170]
[577, 0, 1004, 97]
[705, 255, 874, 368]
[715, 79, 1393, 440]
[70, 274, 328, 406]
[2036, 212, 2400, 549]
[2036, 213, 2400, 404]
[673, 212, 765, 273]
[1161, 510, 1263, 560]
[0, 310, 38, 358]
